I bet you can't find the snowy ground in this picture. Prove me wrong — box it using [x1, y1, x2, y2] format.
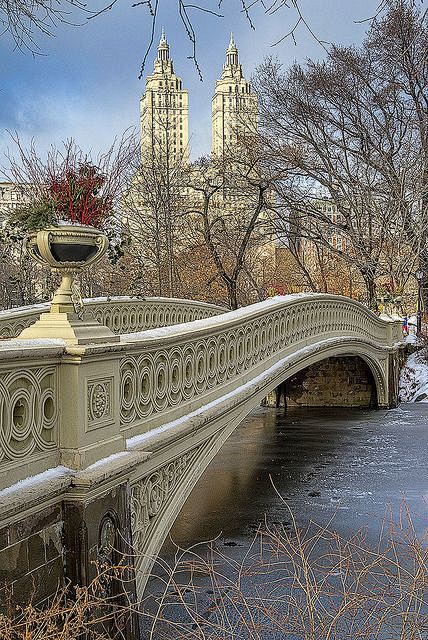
[399, 348, 428, 402]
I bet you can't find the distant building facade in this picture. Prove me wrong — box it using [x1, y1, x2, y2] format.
[0, 182, 25, 219]
[211, 34, 258, 157]
[140, 30, 189, 163]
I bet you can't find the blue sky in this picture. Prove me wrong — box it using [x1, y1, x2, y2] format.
[0, 0, 380, 163]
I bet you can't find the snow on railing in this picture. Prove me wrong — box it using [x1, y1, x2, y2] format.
[0, 293, 402, 491]
[0, 296, 225, 338]
[118, 294, 403, 437]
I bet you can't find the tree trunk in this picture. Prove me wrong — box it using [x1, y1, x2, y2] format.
[363, 274, 378, 311]
[419, 171, 428, 313]
[227, 279, 238, 310]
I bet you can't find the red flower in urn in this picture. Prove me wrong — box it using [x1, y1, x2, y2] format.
[47, 162, 112, 229]
[4, 134, 136, 232]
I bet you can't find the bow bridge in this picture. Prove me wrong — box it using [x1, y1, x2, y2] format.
[0, 293, 402, 631]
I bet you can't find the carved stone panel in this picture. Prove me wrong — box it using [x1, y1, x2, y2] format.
[86, 377, 113, 431]
[0, 365, 58, 464]
[130, 447, 200, 554]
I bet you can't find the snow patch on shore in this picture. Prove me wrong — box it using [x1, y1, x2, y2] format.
[399, 350, 428, 402]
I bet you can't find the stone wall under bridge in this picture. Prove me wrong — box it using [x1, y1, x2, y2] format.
[0, 294, 403, 637]
[264, 355, 383, 409]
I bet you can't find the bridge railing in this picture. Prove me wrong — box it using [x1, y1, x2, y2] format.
[118, 294, 403, 440]
[0, 296, 225, 339]
[0, 294, 402, 490]
[0, 341, 63, 489]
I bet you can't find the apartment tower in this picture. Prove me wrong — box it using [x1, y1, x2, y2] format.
[211, 34, 258, 157]
[140, 30, 189, 163]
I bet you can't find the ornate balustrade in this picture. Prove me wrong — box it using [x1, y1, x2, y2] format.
[118, 294, 403, 438]
[0, 296, 225, 339]
[0, 341, 63, 488]
[0, 294, 402, 490]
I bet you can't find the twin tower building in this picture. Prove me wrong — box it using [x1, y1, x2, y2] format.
[140, 30, 258, 162]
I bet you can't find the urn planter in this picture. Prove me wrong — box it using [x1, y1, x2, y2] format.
[26, 224, 107, 267]
[18, 225, 118, 344]
[25, 225, 108, 313]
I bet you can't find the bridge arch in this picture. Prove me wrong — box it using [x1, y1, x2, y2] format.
[272, 348, 387, 410]
[129, 334, 392, 595]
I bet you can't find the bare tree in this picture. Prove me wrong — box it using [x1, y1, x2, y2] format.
[124, 88, 190, 298]
[366, 0, 428, 303]
[0, 0, 120, 53]
[254, 0, 427, 309]
[184, 145, 276, 309]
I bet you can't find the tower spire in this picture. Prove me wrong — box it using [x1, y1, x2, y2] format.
[212, 34, 258, 157]
[157, 27, 169, 61]
[225, 33, 238, 67]
[140, 30, 189, 163]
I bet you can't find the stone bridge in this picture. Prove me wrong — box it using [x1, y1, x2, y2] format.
[0, 294, 403, 630]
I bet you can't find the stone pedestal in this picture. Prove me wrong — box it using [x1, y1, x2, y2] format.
[63, 481, 140, 640]
[17, 311, 119, 345]
[58, 345, 125, 470]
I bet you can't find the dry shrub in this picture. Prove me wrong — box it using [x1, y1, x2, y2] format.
[0, 501, 426, 639]
[139, 499, 427, 639]
[0, 564, 134, 640]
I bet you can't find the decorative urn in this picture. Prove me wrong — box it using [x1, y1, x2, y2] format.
[25, 225, 108, 314]
[18, 225, 117, 344]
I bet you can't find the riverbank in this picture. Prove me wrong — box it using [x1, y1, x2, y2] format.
[399, 347, 428, 402]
